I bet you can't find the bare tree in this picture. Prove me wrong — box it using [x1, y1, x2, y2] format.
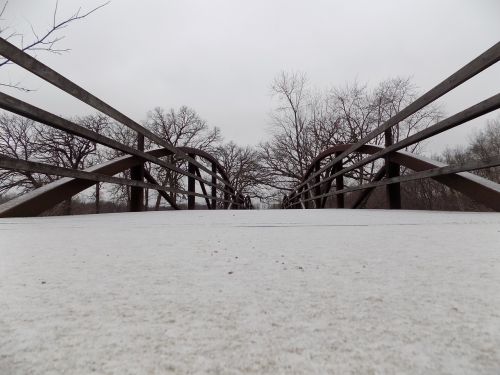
[146, 106, 221, 151]
[0, 113, 108, 208]
[258, 72, 313, 194]
[328, 78, 442, 185]
[33, 114, 108, 213]
[0, 0, 108, 91]
[214, 141, 264, 201]
[35, 115, 106, 170]
[0, 112, 46, 195]
[458, 117, 500, 183]
[145, 106, 222, 209]
[99, 120, 138, 208]
[259, 72, 442, 203]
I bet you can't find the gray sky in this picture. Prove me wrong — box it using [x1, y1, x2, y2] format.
[2, 0, 500, 154]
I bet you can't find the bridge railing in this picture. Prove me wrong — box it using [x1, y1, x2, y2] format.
[283, 42, 500, 210]
[0, 37, 244, 214]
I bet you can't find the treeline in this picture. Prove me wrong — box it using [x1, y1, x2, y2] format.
[0, 73, 498, 213]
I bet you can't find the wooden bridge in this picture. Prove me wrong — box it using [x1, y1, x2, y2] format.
[1, 36, 500, 375]
[0, 38, 499, 215]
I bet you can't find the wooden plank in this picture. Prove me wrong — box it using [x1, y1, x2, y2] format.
[194, 166, 212, 209]
[130, 133, 145, 212]
[143, 170, 180, 210]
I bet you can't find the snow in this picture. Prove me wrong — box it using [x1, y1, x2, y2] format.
[1, 209, 500, 374]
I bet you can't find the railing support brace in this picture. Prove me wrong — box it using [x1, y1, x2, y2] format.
[188, 154, 196, 210]
[130, 133, 144, 212]
[211, 163, 217, 209]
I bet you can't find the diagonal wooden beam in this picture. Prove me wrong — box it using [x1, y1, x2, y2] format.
[194, 166, 212, 209]
[351, 166, 386, 209]
[143, 169, 180, 210]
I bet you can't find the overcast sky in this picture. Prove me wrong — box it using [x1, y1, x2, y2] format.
[2, 0, 499, 154]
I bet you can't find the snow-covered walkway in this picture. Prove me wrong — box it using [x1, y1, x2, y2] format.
[1, 209, 500, 374]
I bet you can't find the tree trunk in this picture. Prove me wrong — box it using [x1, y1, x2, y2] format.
[155, 192, 161, 211]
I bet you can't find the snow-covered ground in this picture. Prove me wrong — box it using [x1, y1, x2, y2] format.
[1, 209, 500, 374]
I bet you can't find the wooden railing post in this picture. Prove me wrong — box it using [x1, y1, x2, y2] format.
[385, 129, 401, 209]
[211, 163, 217, 209]
[335, 152, 345, 208]
[95, 183, 100, 214]
[187, 154, 196, 210]
[130, 133, 144, 212]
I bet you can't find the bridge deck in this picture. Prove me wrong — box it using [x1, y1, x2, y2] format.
[1, 210, 500, 374]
